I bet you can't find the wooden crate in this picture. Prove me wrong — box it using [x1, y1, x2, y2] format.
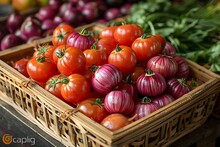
[0, 23, 220, 147]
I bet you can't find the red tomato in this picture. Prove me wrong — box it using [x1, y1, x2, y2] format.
[96, 37, 117, 56]
[108, 45, 137, 74]
[26, 56, 57, 83]
[33, 44, 55, 61]
[52, 24, 75, 46]
[61, 74, 91, 104]
[114, 24, 144, 47]
[80, 65, 98, 84]
[131, 34, 162, 61]
[14, 58, 29, 77]
[45, 74, 66, 101]
[78, 98, 109, 123]
[52, 45, 70, 65]
[99, 26, 118, 39]
[57, 46, 86, 76]
[129, 65, 145, 83]
[155, 34, 166, 49]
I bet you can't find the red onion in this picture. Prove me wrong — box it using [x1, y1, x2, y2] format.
[35, 6, 57, 21]
[174, 55, 190, 78]
[82, 2, 99, 23]
[27, 36, 41, 43]
[67, 29, 95, 51]
[63, 8, 82, 26]
[53, 16, 63, 26]
[92, 64, 123, 94]
[77, 0, 90, 11]
[147, 55, 178, 79]
[7, 13, 23, 33]
[105, 8, 121, 21]
[104, 90, 134, 115]
[20, 16, 42, 41]
[120, 3, 132, 15]
[1, 34, 22, 50]
[167, 78, 190, 99]
[162, 42, 176, 56]
[59, 3, 73, 16]
[116, 75, 138, 100]
[41, 19, 55, 30]
[0, 28, 9, 42]
[49, 0, 62, 10]
[136, 69, 166, 97]
[42, 29, 54, 37]
[152, 94, 175, 107]
[131, 97, 160, 121]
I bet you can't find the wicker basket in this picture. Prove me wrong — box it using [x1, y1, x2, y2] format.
[0, 23, 220, 147]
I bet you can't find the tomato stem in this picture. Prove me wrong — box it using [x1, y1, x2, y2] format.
[60, 77, 69, 84]
[141, 96, 152, 103]
[94, 98, 103, 107]
[125, 75, 132, 84]
[145, 69, 155, 76]
[80, 28, 89, 36]
[116, 45, 121, 52]
[141, 33, 148, 39]
[36, 56, 46, 63]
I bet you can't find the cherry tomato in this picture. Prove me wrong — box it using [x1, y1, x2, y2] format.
[131, 34, 162, 61]
[99, 26, 118, 39]
[57, 46, 86, 76]
[78, 98, 109, 123]
[114, 24, 144, 47]
[52, 24, 75, 46]
[108, 45, 137, 74]
[61, 74, 91, 104]
[45, 74, 66, 101]
[14, 58, 29, 77]
[26, 56, 57, 83]
[96, 37, 117, 56]
[33, 44, 55, 61]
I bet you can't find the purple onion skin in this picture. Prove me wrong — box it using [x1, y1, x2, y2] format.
[49, 0, 63, 10]
[41, 19, 55, 30]
[63, 8, 81, 26]
[59, 3, 73, 16]
[1, 34, 22, 50]
[104, 90, 134, 115]
[35, 6, 57, 21]
[136, 71, 166, 97]
[0, 28, 9, 42]
[152, 94, 175, 107]
[174, 55, 190, 78]
[53, 15, 63, 26]
[104, 8, 121, 21]
[132, 99, 160, 121]
[67, 31, 95, 51]
[92, 64, 123, 95]
[117, 81, 138, 101]
[7, 13, 23, 33]
[20, 16, 43, 41]
[167, 78, 190, 99]
[147, 55, 178, 79]
[120, 3, 132, 15]
[82, 2, 99, 23]
[162, 42, 176, 56]
[77, 0, 90, 11]
[27, 36, 41, 43]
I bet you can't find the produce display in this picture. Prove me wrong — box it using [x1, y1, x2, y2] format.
[12, 23, 198, 131]
[127, 0, 220, 73]
[0, 0, 137, 51]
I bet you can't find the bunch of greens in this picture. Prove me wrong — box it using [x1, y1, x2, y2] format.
[127, 0, 220, 73]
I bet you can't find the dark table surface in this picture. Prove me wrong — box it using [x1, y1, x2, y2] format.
[0, 99, 219, 147]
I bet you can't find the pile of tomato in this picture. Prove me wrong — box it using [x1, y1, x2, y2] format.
[13, 22, 195, 131]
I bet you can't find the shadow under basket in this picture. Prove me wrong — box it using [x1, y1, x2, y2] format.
[0, 22, 220, 147]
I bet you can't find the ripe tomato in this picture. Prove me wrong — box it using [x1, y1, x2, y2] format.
[129, 65, 145, 83]
[52, 24, 75, 46]
[114, 24, 144, 47]
[108, 45, 137, 74]
[57, 46, 86, 76]
[131, 34, 162, 61]
[155, 34, 166, 49]
[14, 58, 30, 78]
[52, 45, 70, 65]
[99, 26, 118, 39]
[61, 74, 91, 104]
[96, 37, 117, 56]
[26, 56, 57, 83]
[78, 98, 109, 123]
[83, 46, 107, 66]
[80, 65, 97, 84]
[33, 44, 55, 61]
[45, 74, 66, 101]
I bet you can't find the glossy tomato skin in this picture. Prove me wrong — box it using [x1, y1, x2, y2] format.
[45, 74, 66, 101]
[132, 35, 162, 61]
[83, 48, 107, 66]
[114, 24, 144, 47]
[96, 37, 117, 56]
[99, 26, 118, 39]
[52, 24, 75, 46]
[33, 44, 55, 61]
[155, 34, 166, 49]
[61, 74, 91, 104]
[129, 65, 145, 83]
[14, 58, 29, 77]
[57, 46, 86, 76]
[26, 57, 57, 83]
[78, 98, 109, 123]
[53, 45, 70, 65]
[108, 45, 137, 74]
